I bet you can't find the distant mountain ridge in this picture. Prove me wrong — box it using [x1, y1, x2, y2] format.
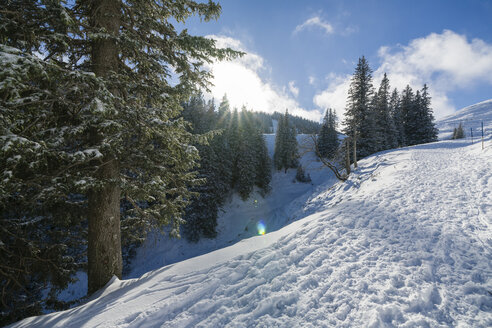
[436, 99, 492, 139]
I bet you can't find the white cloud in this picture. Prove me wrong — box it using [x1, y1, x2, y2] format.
[313, 30, 492, 120]
[294, 16, 334, 35]
[288, 81, 299, 97]
[308, 76, 316, 85]
[205, 35, 322, 122]
[313, 74, 351, 123]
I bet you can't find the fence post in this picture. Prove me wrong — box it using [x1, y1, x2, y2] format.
[470, 127, 473, 144]
[482, 121, 484, 150]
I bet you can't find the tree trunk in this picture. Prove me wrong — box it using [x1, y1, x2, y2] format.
[352, 131, 358, 168]
[88, 161, 122, 294]
[345, 138, 351, 175]
[87, 0, 122, 295]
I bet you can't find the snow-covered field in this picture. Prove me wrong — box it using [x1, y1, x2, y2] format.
[12, 124, 492, 326]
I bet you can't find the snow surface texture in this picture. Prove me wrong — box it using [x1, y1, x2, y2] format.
[12, 134, 492, 327]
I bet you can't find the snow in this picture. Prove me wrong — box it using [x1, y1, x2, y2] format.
[11, 130, 492, 327]
[128, 134, 336, 278]
[437, 98, 492, 140]
[73, 148, 103, 160]
[11, 101, 492, 327]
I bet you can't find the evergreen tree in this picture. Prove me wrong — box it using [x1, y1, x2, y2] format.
[419, 84, 439, 143]
[0, 0, 240, 318]
[182, 100, 272, 240]
[318, 109, 339, 158]
[374, 73, 397, 151]
[452, 123, 465, 139]
[254, 132, 272, 195]
[271, 111, 321, 134]
[295, 165, 311, 183]
[274, 110, 299, 172]
[235, 109, 258, 199]
[343, 56, 377, 160]
[390, 88, 406, 147]
[401, 85, 419, 146]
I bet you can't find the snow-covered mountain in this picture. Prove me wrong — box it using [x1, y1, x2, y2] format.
[436, 99, 492, 140]
[11, 130, 492, 327]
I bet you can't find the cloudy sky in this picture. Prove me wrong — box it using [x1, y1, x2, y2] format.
[182, 0, 492, 122]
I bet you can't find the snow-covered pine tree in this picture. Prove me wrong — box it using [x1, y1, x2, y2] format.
[343, 56, 377, 160]
[374, 73, 398, 151]
[318, 109, 339, 158]
[0, 0, 240, 310]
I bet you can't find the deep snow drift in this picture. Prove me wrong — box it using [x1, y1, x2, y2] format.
[12, 135, 492, 327]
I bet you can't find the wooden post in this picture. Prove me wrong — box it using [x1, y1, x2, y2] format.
[482, 121, 484, 150]
[470, 127, 473, 144]
[345, 138, 351, 175]
[352, 131, 358, 169]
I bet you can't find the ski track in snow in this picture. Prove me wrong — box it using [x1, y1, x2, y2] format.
[11, 138, 492, 328]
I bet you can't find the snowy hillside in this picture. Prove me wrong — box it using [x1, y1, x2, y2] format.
[128, 134, 335, 279]
[12, 136, 492, 327]
[437, 99, 492, 140]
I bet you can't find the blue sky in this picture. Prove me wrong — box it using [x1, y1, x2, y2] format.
[183, 0, 492, 122]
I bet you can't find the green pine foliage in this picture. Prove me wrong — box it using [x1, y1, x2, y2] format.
[400, 85, 438, 146]
[295, 165, 311, 183]
[274, 110, 299, 172]
[271, 111, 320, 134]
[452, 123, 465, 139]
[390, 88, 406, 148]
[317, 108, 339, 159]
[419, 84, 439, 143]
[344, 57, 439, 162]
[343, 56, 378, 160]
[374, 73, 398, 151]
[181, 95, 272, 242]
[0, 0, 240, 323]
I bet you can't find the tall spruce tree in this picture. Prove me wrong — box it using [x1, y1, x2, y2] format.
[390, 88, 406, 147]
[318, 108, 339, 158]
[401, 85, 419, 146]
[419, 84, 439, 143]
[374, 73, 397, 151]
[0, 0, 240, 317]
[343, 56, 377, 160]
[274, 110, 299, 172]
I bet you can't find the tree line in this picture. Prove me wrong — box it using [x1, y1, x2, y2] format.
[181, 94, 272, 242]
[317, 56, 438, 169]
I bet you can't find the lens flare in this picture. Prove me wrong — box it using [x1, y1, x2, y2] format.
[256, 220, 266, 235]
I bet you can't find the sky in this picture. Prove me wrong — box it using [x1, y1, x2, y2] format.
[181, 0, 492, 122]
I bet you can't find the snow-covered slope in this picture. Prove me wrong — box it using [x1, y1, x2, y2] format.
[127, 134, 335, 279]
[437, 99, 492, 140]
[12, 137, 492, 327]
